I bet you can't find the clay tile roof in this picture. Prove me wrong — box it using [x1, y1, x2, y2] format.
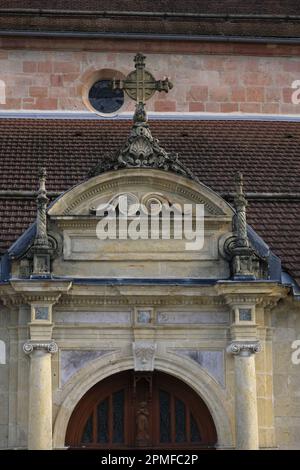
[0, 1, 300, 38]
[0, 117, 300, 283]
[0, 1, 299, 15]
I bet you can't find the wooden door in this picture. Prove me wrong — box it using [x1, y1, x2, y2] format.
[65, 371, 217, 449]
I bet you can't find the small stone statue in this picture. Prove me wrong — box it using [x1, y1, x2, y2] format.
[136, 401, 150, 442]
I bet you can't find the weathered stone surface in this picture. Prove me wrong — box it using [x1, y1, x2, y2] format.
[174, 349, 225, 386]
[60, 350, 114, 385]
[157, 311, 229, 325]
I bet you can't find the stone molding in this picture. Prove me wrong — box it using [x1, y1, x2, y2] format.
[58, 295, 225, 307]
[23, 341, 58, 355]
[47, 168, 232, 218]
[23, 294, 63, 304]
[226, 341, 262, 357]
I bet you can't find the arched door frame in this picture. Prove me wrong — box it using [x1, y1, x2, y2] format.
[65, 370, 217, 448]
[53, 352, 234, 449]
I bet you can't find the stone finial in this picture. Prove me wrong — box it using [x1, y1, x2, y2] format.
[31, 168, 51, 276]
[223, 172, 269, 280]
[134, 52, 146, 68]
[234, 172, 249, 248]
[226, 172, 256, 279]
[34, 167, 49, 250]
[90, 54, 196, 180]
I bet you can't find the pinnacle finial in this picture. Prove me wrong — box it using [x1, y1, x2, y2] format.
[233, 171, 248, 248]
[38, 167, 47, 179]
[90, 54, 194, 180]
[235, 171, 243, 195]
[133, 101, 148, 124]
[34, 167, 49, 249]
[37, 167, 47, 195]
[134, 52, 146, 68]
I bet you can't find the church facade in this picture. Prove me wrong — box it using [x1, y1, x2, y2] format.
[0, 2, 300, 451]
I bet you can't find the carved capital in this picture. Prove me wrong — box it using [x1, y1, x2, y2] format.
[226, 341, 262, 357]
[23, 341, 58, 355]
[133, 341, 157, 371]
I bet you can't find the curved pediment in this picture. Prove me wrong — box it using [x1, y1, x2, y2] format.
[48, 168, 233, 219]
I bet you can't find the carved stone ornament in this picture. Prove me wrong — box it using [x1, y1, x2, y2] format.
[23, 341, 58, 355]
[90, 103, 197, 180]
[133, 341, 157, 371]
[89, 53, 197, 182]
[18, 168, 61, 278]
[223, 172, 268, 280]
[226, 341, 262, 357]
[136, 401, 150, 444]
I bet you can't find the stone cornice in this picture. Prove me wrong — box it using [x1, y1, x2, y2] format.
[58, 294, 226, 307]
[0, 280, 73, 307]
[10, 280, 72, 293]
[9, 280, 72, 305]
[0, 279, 291, 310]
[215, 281, 289, 308]
[0, 284, 23, 307]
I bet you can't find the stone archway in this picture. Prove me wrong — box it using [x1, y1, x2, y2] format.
[65, 370, 217, 449]
[52, 353, 234, 449]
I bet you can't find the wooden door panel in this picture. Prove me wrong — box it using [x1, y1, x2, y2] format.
[65, 371, 217, 449]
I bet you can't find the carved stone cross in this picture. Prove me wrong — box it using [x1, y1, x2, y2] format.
[112, 53, 173, 104]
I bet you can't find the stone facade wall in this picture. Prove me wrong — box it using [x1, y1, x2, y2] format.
[0, 306, 9, 448]
[272, 301, 300, 449]
[0, 47, 300, 114]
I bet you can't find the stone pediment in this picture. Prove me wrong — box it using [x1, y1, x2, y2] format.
[45, 169, 234, 278]
[48, 168, 233, 219]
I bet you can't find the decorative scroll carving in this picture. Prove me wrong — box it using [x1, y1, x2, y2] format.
[23, 341, 58, 355]
[132, 341, 157, 371]
[226, 341, 262, 357]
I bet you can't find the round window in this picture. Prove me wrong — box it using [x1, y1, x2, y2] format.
[88, 79, 124, 114]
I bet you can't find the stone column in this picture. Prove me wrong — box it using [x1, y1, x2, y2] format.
[227, 341, 261, 450]
[23, 341, 58, 450]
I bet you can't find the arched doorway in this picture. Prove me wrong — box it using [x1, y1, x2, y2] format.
[65, 371, 217, 449]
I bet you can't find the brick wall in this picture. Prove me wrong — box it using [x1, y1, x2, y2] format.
[0, 47, 300, 114]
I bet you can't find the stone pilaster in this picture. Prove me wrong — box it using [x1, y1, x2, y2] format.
[9, 280, 71, 449]
[23, 341, 58, 450]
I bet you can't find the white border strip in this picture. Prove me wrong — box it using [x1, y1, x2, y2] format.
[0, 110, 300, 121]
